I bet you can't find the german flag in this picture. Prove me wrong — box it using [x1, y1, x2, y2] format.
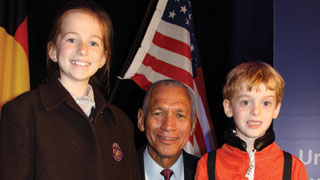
[0, 0, 30, 115]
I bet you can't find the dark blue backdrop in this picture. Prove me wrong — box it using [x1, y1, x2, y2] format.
[274, 0, 320, 179]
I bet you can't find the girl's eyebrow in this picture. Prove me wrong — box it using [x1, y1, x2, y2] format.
[61, 32, 103, 41]
[91, 35, 103, 41]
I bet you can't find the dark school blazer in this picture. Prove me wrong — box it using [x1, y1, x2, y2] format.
[137, 146, 199, 180]
[0, 77, 140, 180]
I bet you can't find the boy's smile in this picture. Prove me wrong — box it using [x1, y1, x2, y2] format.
[247, 120, 262, 128]
[223, 83, 281, 148]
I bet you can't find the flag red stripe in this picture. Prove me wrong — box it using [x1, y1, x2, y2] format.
[194, 68, 217, 147]
[194, 117, 207, 155]
[132, 74, 153, 91]
[14, 17, 29, 60]
[153, 31, 191, 60]
[194, 68, 206, 103]
[143, 54, 193, 89]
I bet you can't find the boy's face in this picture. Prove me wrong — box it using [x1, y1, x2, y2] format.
[223, 83, 281, 144]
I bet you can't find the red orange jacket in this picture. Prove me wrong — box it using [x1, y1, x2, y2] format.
[196, 142, 308, 180]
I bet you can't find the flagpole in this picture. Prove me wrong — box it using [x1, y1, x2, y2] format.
[108, 0, 159, 102]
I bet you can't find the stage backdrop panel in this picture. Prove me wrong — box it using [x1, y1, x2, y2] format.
[274, 0, 320, 179]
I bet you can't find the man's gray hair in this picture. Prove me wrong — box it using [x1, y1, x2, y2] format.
[142, 79, 196, 119]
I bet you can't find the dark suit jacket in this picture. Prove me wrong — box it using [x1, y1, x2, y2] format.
[137, 146, 199, 180]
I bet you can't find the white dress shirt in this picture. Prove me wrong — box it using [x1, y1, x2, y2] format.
[143, 147, 184, 180]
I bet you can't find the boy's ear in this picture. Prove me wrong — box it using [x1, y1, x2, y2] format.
[137, 108, 146, 132]
[48, 43, 57, 62]
[272, 103, 282, 119]
[223, 99, 233, 118]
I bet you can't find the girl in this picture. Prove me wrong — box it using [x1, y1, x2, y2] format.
[0, 1, 140, 179]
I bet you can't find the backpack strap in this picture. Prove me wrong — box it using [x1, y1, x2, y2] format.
[282, 151, 292, 180]
[207, 150, 217, 180]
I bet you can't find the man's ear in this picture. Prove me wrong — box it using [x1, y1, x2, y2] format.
[137, 108, 145, 132]
[190, 115, 197, 136]
[272, 103, 282, 119]
[48, 43, 57, 62]
[223, 99, 233, 118]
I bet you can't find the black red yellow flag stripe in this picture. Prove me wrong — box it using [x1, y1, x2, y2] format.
[0, 0, 30, 114]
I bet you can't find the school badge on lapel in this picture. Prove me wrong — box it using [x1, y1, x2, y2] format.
[112, 143, 123, 161]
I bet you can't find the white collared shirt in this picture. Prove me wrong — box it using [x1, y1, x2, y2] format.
[143, 147, 184, 180]
[58, 79, 95, 117]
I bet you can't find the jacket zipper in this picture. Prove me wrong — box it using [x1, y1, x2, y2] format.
[245, 149, 256, 180]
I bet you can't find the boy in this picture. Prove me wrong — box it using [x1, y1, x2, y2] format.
[196, 61, 308, 180]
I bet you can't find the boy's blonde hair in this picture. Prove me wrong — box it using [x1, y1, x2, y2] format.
[222, 61, 285, 104]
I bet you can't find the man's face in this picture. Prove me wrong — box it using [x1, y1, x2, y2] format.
[138, 85, 195, 164]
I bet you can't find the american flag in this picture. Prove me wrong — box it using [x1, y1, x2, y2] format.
[122, 0, 216, 156]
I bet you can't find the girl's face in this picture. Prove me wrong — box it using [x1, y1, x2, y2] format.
[49, 10, 106, 85]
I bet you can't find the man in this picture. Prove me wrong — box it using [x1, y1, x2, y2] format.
[137, 79, 199, 180]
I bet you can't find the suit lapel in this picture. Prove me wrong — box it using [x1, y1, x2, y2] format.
[137, 146, 146, 180]
[183, 151, 199, 180]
